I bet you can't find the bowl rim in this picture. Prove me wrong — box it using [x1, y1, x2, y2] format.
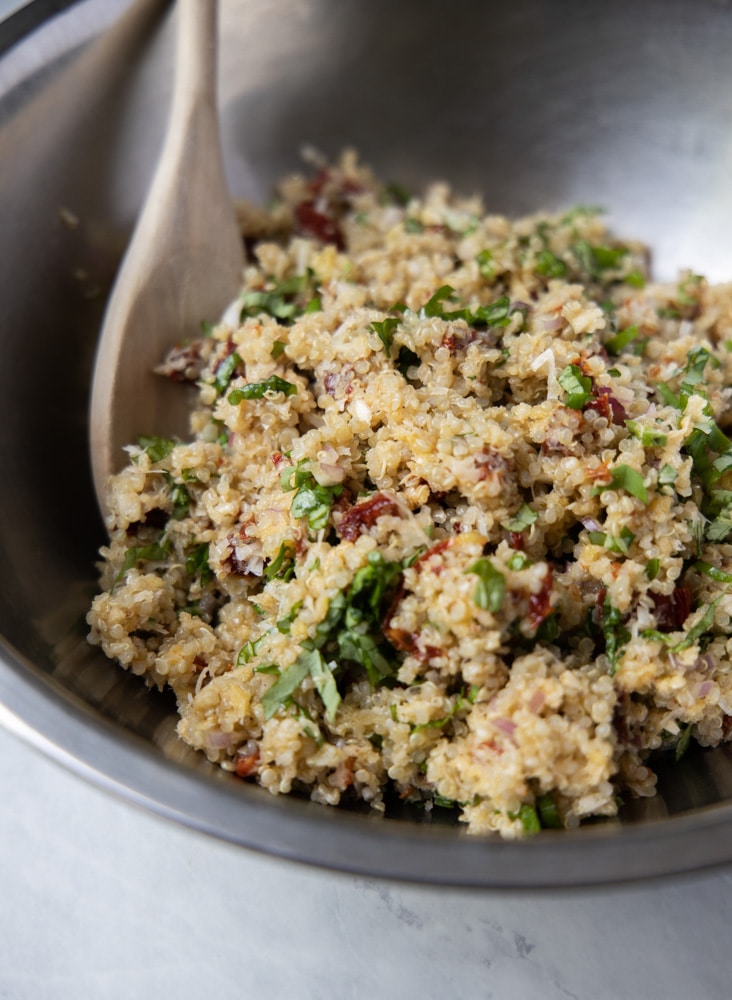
[3, 635, 732, 889]
[3, 0, 732, 891]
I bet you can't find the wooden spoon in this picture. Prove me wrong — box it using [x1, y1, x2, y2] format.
[90, 0, 244, 519]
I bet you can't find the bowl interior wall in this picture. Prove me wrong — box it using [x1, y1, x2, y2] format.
[2, 0, 732, 885]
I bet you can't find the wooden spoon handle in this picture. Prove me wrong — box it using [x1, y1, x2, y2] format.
[175, 0, 217, 109]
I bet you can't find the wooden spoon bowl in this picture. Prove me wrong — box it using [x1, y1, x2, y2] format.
[90, 0, 244, 520]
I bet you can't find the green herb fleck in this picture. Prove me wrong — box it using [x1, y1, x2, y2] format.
[237, 636, 265, 666]
[625, 420, 667, 448]
[694, 560, 732, 583]
[185, 542, 213, 585]
[369, 316, 400, 355]
[624, 270, 646, 289]
[239, 272, 319, 325]
[558, 364, 593, 410]
[466, 558, 506, 613]
[264, 541, 296, 582]
[675, 724, 692, 762]
[587, 526, 635, 555]
[596, 464, 648, 504]
[507, 551, 530, 571]
[261, 658, 311, 720]
[213, 352, 243, 393]
[228, 375, 297, 403]
[658, 464, 678, 486]
[645, 558, 660, 581]
[605, 325, 639, 355]
[476, 248, 495, 280]
[117, 537, 171, 581]
[535, 249, 567, 279]
[276, 601, 303, 635]
[138, 435, 176, 464]
[280, 460, 344, 532]
[536, 792, 563, 829]
[602, 596, 631, 672]
[503, 503, 538, 533]
[513, 803, 541, 834]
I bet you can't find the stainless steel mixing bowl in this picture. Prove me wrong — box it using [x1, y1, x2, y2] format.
[2, 0, 732, 887]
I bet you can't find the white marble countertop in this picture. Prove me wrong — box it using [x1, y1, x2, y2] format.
[1, 722, 730, 999]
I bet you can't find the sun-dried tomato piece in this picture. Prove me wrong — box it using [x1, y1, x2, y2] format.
[337, 493, 400, 541]
[652, 586, 692, 631]
[235, 749, 260, 778]
[295, 201, 344, 249]
[528, 567, 553, 630]
[586, 386, 627, 424]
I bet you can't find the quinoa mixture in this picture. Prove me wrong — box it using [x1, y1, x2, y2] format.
[88, 152, 732, 838]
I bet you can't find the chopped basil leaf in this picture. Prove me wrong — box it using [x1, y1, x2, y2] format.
[572, 240, 628, 277]
[658, 464, 678, 486]
[264, 541, 296, 582]
[656, 382, 682, 409]
[673, 598, 719, 652]
[587, 527, 635, 554]
[476, 248, 495, 280]
[645, 558, 660, 581]
[420, 285, 521, 330]
[138, 435, 176, 464]
[213, 351, 243, 393]
[602, 596, 630, 672]
[404, 217, 423, 233]
[503, 503, 538, 533]
[694, 560, 732, 583]
[536, 792, 563, 829]
[535, 249, 567, 279]
[433, 793, 457, 809]
[237, 635, 265, 666]
[276, 600, 303, 635]
[280, 460, 343, 531]
[558, 364, 593, 410]
[507, 551, 530, 571]
[605, 325, 639, 355]
[466, 558, 506, 613]
[625, 420, 667, 447]
[624, 269, 646, 288]
[185, 542, 213, 585]
[706, 517, 732, 542]
[228, 375, 297, 402]
[117, 537, 170, 581]
[239, 272, 318, 325]
[384, 181, 410, 206]
[262, 658, 311, 719]
[369, 316, 400, 355]
[515, 803, 541, 834]
[271, 340, 286, 359]
[595, 464, 648, 504]
[290, 483, 343, 532]
[675, 723, 692, 762]
[412, 694, 464, 733]
[302, 647, 341, 721]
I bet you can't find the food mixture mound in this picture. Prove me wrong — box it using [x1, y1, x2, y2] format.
[88, 151, 732, 837]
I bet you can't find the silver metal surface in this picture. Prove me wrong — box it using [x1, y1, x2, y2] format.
[2, 0, 732, 887]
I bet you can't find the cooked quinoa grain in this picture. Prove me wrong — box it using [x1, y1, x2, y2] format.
[88, 151, 732, 838]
